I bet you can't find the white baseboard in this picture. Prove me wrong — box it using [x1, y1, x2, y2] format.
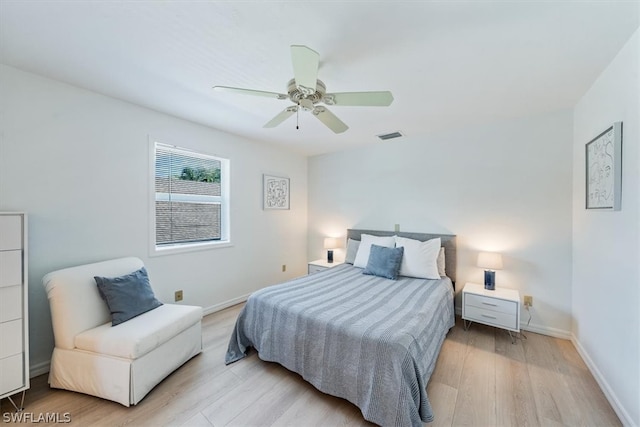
[571, 334, 635, 427]
[454, 306, 571, 340]
[30, 360, 51, 378]
[202, 293, 250, 316]
[520, 323, 571, 340]
[29, 294, 251, 379]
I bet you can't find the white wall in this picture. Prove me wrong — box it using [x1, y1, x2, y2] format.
[572, 29, 639, 427]
[308, 110, 574, 336]
[0, 65, 308, 374]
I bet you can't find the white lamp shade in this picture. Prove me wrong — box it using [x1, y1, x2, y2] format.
[324, 237, 339, 249]
[477, 252, 503, 270]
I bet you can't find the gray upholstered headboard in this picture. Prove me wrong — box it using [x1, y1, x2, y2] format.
[346, 229, 457, 285]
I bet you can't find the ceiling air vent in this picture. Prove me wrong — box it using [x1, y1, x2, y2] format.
[377, 131, 404, 141]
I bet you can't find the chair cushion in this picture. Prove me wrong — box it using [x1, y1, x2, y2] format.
[75, 304, 202, 359]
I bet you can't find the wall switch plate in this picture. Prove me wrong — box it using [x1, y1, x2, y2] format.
[524, 295, 533, 307]
[175, 290, 183, 302]
[282, 264, 286, 272]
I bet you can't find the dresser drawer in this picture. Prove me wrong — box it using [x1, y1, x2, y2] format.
[0, 216, 22, 251]
[0, 250, 22, 288]
[464, 305, 518, 331]
[0, 319, 23, 359]
[0, 285, 22, 322]
[0, 353, 24, 394]
[465, 293, 517, 315]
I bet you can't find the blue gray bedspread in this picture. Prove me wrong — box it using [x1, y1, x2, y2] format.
[225, 264, 455, 426]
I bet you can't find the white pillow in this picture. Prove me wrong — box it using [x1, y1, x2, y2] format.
[353, 234, 396, 268]
[344, 238, 361, 264]
[395, 236, 441, 279]
[437, 247, 446, 276]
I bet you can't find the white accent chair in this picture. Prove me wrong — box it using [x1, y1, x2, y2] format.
[42, 257, 202, 406]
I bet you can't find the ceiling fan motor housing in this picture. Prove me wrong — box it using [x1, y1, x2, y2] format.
[287, 78, 326, 107]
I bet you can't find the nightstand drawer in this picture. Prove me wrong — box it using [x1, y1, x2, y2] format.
[465, 293, 517, 315]
[464, 305, 518, 330]
[307, 264, 327, 275]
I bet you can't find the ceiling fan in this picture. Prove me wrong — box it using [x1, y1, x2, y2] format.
[213, 45, 394, 134]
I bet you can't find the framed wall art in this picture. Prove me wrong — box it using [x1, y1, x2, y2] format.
[263, 174, 290, 210]
[585, 122, 622, 210]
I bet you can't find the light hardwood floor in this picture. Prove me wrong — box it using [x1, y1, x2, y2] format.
[1, 304, 620, 426]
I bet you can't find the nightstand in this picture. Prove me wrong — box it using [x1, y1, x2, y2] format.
[308, 259, 343, 275]
[462, 282, 520, 343]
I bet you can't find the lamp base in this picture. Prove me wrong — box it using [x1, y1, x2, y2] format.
[484, 270, 495, 290]
[327, 250, 334, 263]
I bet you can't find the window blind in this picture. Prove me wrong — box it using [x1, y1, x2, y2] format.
[155, 144, 223, 246]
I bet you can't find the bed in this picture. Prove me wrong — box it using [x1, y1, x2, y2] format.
[226, 229, 456, 426]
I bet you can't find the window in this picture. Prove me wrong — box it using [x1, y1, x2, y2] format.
[151, 142, 230, 254]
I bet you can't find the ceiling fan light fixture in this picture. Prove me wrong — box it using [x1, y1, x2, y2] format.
[299, 98, 315, 111]
[377, 131, 404, 141]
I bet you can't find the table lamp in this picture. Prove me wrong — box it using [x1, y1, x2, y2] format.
[324, 237, 339, 263]
[477, 252, 503, 290]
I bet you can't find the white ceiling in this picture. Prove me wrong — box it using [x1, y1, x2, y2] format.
[1, 1, 638, 156]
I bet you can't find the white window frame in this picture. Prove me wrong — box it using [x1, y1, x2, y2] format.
[149, 139, 231, 256]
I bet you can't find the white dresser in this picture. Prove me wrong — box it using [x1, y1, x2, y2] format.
[0, 213, 29, 409]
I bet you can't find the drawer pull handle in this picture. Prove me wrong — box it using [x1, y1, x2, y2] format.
[481, 314, 497, 319]
[482, 302, 498, 306]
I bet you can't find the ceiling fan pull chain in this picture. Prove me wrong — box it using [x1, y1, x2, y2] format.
[296, 102, 299, 129]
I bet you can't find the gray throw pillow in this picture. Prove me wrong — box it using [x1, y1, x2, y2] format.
[362, 244, 404, 280]
[345, 238, 360, 264]
[95, 267, 163, 326]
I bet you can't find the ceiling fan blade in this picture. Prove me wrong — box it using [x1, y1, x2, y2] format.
[312, 106, 348, 134]
[213, 86, 287, 100]
[263, 106, 298, 128]
[290, 45, 319, 95]
[323, 91, 394, 106]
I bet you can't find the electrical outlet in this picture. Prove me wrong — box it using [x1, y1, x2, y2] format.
[394, 224, 400, 232]
[524, 295, 533, 307]
[174, 290, 183, 302]
[282, 264, 286, 272]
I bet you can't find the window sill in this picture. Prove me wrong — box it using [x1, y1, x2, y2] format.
[150, 240, 233, 257]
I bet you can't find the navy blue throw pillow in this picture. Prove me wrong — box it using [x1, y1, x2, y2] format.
[95, 267, 163, 326]
[362, 244, 404, 280]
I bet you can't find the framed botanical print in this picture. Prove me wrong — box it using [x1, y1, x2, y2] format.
[586, 122, 622, 210]
[263, 174, 290, 210]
